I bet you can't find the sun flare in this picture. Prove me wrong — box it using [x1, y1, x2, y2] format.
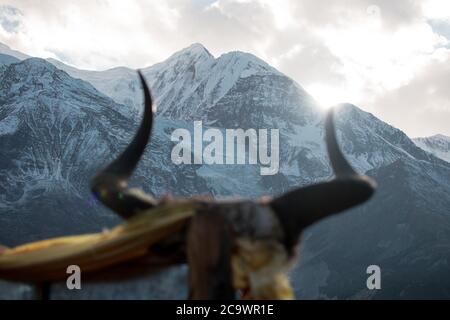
[305, 84, 346, 110]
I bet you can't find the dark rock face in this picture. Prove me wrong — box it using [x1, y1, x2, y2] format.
[292, 159, 450, 299]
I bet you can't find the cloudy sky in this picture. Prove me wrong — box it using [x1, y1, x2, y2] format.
[0, 0, 449, 137]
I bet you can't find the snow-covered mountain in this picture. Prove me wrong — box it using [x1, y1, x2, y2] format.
[413, 134, 450, 163]
[0, 53, 19, 66]
[46, 58, 140, 116]
[0, 43, 30, 60]
[46, 43, 289, 120]
[0, 57, 212, 244]
[46, 43, 443, 176]
[0, 43, 450, 299]
[0, 57, 135, 241]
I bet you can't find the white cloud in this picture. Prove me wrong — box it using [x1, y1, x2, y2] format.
[0, 0, 449, 136]
[370, 48, 450, 137]
[423, 0, 450, 21]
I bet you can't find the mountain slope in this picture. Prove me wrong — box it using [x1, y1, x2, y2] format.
[0, 53, 19, 66]
[0, 58, 134, 243]
[292, 157, 450, 299]
[413, 134, 450, 163]
[47, 57, 140, 116]
[0, 58, 209, 246]
[0, 43, 30, 60]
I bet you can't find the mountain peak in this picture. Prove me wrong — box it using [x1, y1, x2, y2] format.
[413, 134, 450, 163]
[220, 50, 265, 63]
[0, 57, 59, 77]
[0, 57, 110, 104]
[165, 43, 214, 63]
[186, 42, 211, 53]
[0, 42, 30, 60]
[431, 134, 450, 141]
[20, 57, 58, 72]
[414, 133, 450, 143]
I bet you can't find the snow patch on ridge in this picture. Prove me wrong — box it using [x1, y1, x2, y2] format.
[0, 115, 19, 135]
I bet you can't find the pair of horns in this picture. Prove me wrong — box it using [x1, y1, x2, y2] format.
[91, 72, 376, 246]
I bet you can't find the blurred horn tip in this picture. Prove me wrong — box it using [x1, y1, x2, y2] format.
[355, 175, 377, 200]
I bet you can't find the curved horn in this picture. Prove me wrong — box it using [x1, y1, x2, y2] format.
[270, 108, 376, 249]
[90, 71, 157, 218]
